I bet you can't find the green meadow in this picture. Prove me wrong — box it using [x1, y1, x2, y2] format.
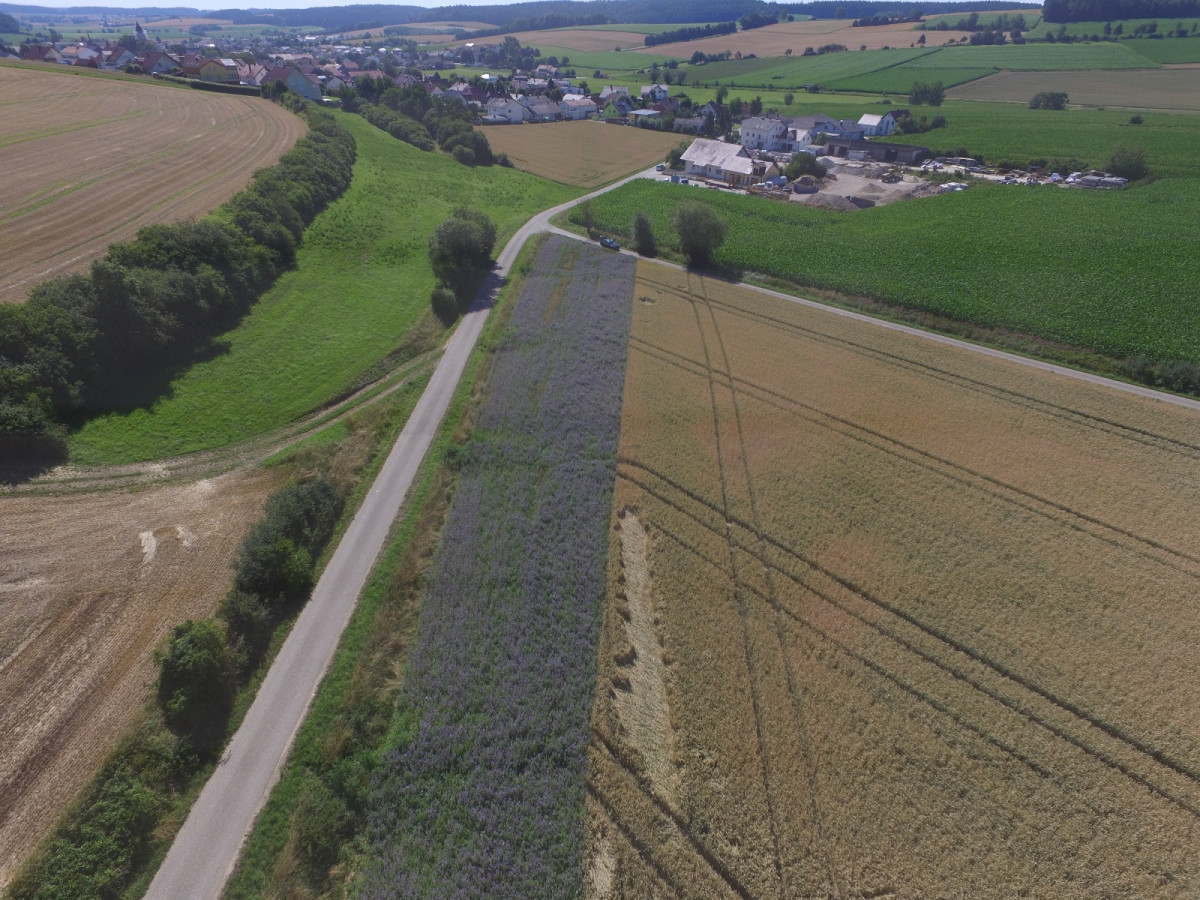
[68, 113, 577, 464]
[580, 173, 1200, 364]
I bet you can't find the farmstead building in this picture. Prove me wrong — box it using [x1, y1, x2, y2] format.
[680, 138, 779, 187]
[823, 137, 930, 165]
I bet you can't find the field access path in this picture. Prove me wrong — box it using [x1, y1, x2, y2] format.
[147, 168, 1200, 900]
[142, 170, 651, 900]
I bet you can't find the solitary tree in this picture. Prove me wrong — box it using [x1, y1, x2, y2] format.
[633, 211, 657, 256]
[1106, 144, 1149, 181]
[428, 207, 497, 308]
[672, 201, 726, 267]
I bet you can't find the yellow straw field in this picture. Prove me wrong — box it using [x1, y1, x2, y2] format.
[585, 262, 1200, 898]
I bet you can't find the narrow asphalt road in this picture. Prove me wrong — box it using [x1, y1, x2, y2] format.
[143, 169, 655, 900]
[146, 164, 1200, 900]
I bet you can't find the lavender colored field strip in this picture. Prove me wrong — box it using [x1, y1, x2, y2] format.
[360, 236, 635, 899]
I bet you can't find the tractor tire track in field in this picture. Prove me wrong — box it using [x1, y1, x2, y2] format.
[636, 272, 1200, 460]
[614, 461, 1200, 824]
[627, 335, 1200, 582]
[689, 276, 840, 899]
[590, 729, 755, 900]
[682, 269, 786, 900]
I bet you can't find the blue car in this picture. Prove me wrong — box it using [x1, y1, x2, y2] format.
[599, 237, 620, 251]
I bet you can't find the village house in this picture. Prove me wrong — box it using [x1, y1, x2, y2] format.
[103, 46, 136, 68]
[857, 110, 909, 137]
[598, 85, 629, 103]
[640, 83, 670, 103]
[197, 57, 239, 84]
[680, 138, 780, 187]
[560, 96, 597, 120]
[140, 50, 178, 74]
[520, 95, 560, 122]
[260, 65, 322, 100]
[483, 96, 527, 124]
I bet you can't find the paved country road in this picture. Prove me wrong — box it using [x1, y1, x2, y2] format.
[146, 167, 1200, 900]
[143, 169, 654, 900]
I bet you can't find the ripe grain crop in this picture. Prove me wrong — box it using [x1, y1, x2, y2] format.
[0, 64, 307, 305]
[586, 261, 1200, 897]
[577, 177, 1200, 363]
[478, 121, 685, 187]
[360, 237, 633, 899]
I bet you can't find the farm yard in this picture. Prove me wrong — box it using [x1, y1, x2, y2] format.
[478, 120, 683, 187]
[0, 469, 277, 888]
[586, 262, 1200, 897]
[0, 64, 308, 305]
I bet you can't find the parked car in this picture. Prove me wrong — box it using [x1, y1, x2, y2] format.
[599, 236, 620, 250]
[655, 163, 665, 171]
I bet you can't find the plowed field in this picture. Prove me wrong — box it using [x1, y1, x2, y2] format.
[0, 65, 307, 304]
[586, 262, 1200, 897]
[0, 470, 276, 887]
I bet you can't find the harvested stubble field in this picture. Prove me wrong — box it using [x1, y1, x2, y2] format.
[586, 262, 1200, 898]
[477, 121, 683, 187]
[0, 470, 277, 888]
[0, 64, 307, 305]
[947, 67, 1200, 110]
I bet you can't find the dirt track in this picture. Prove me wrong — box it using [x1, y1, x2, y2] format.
[0, 470, 277, 886]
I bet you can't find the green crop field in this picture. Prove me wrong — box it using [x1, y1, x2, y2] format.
[68, 114, 577, 464]
[692, 48, 933, 89]
[918, 41, 1158, 69]
[927, 101, 1200, 176]
[828, 65, 993, 92]
[529, 45, 673, 73]
[921, 11, 1044, 30]
[1119, 35, 1200, 63]
[578, 178, 1200, 363]
[1027, 16, 1200, 40]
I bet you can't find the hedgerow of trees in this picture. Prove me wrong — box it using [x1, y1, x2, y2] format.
[1044, 0, 1200, 21]
[909, 81, 945, 106]
[1029, 91, 1069, 110]
[0, 99, 355, 462]
[645, 21, 736, 46]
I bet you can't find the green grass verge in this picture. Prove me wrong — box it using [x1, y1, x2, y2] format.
[221, 234, 545, 900]
[579, 178, 1200, 364]
[66, 113, 578, 465]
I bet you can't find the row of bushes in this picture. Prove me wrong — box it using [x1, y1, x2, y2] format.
[151, 73, 263, 96]
[0, 97, 356, 461]
[9, 475, 345, 900]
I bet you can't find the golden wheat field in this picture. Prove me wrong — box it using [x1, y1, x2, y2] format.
[478, 120, 684, 186]
[0, 64, 307, 304]
[585, 262, 1200, 899]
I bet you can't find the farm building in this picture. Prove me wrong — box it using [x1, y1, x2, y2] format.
[680, 138, 780, 187]
[560, 97, 598, 120]
[823, 137, 931, 165]
[484, 97, 526, 124]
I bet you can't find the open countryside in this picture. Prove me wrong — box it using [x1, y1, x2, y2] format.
[4, 0, 1200, 896]
[0, 64, 307, 304]
[588, 262, 1200, 897]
